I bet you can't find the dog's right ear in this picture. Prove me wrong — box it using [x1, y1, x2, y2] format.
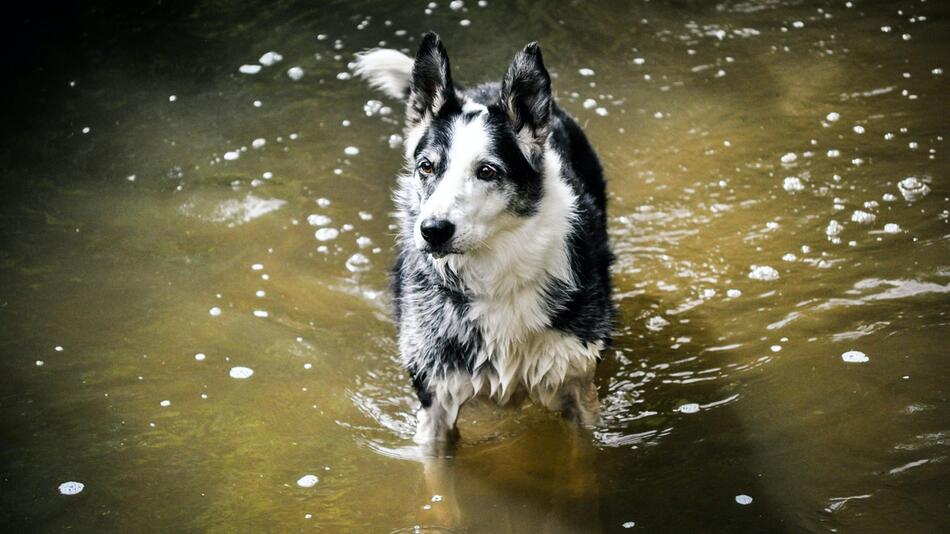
[407, 32, 456, 128]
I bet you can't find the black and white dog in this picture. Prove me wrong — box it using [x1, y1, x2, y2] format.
[355, 33, 614, 444]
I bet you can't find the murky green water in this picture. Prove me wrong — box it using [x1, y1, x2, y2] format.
[1, 1, 947, 531]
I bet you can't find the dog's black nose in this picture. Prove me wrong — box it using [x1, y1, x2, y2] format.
[420, 218, 455, 247]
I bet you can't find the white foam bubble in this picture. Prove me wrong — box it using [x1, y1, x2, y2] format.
[726, 289, 742, 298]
[850, 210, 875, 224]
[199, 195, 286, 225]
[825, 220, 844, 237]
[363, 99, 383, 116]
[239, 64, 261, 74]
[645, 315, 670, 332]
[287, 66, 304, 80]
[677, 403, 700, 414]
[229, 366, 254, 379]
[735, 494, 753, 505]
[253, 310, 269, 318]
[826, 112, 840, 122]
[160, 400, 171, 407]
[315, 228, 339, 241]
[582, 98, 596, 109]
[252, 138, 266, 149]
[346, 253, 371, 272]
[883, 223, 901, 234]
[841, 350, 868, 363]
[898, 176, 930, 201]
[782, 176, 804, 192]
[209, 307, 222, 317]
[297, 474, 319, 488]
[578, 68, 595, 77]
[259, 51, 283, 66]
[748, 265, 779, 281]
[58, 481, 84, 495]
[223, 151, 240, 161]
[780, 152, 797, 164]
[194, 353, 206, 361]
[307, 214, 332, 226]
[344, 146, 360, 156]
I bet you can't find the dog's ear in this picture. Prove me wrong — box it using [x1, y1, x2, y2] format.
[501, 42, 552, 160]
[407, 32, 455, 127]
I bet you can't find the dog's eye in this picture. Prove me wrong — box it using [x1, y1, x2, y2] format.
[476, 164, 498, 181]
[417, 159, 434, 176]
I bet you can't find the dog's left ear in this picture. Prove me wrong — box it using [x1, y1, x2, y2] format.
[501, 42, 552, 160]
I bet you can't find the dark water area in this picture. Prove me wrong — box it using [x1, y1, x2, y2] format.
[1, 1, 947, 532]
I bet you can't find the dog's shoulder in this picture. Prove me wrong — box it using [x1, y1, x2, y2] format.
[549, 105, 608, 214]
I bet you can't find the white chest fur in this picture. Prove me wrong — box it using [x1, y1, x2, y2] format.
[420, 150, 599, 413]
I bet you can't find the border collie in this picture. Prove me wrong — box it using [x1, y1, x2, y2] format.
[355, 33, 614, 444]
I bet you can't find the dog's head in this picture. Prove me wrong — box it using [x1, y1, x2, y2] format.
[401, 33, 554, 259]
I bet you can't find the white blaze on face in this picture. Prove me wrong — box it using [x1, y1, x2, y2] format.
[414, 110, 512, 252]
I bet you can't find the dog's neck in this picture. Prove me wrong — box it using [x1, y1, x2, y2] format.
[434, 150, 577, 300]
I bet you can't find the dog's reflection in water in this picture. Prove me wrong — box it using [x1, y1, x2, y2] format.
[406, 420, 602, 533]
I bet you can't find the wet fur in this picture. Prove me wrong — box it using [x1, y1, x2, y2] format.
[355, 34, 614, 443]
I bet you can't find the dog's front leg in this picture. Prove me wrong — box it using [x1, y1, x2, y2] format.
[539, 376, 601, 427]
[413, 391, 465, 445]
[565, 378, 600, 427]
[412, 371, 474, 444]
